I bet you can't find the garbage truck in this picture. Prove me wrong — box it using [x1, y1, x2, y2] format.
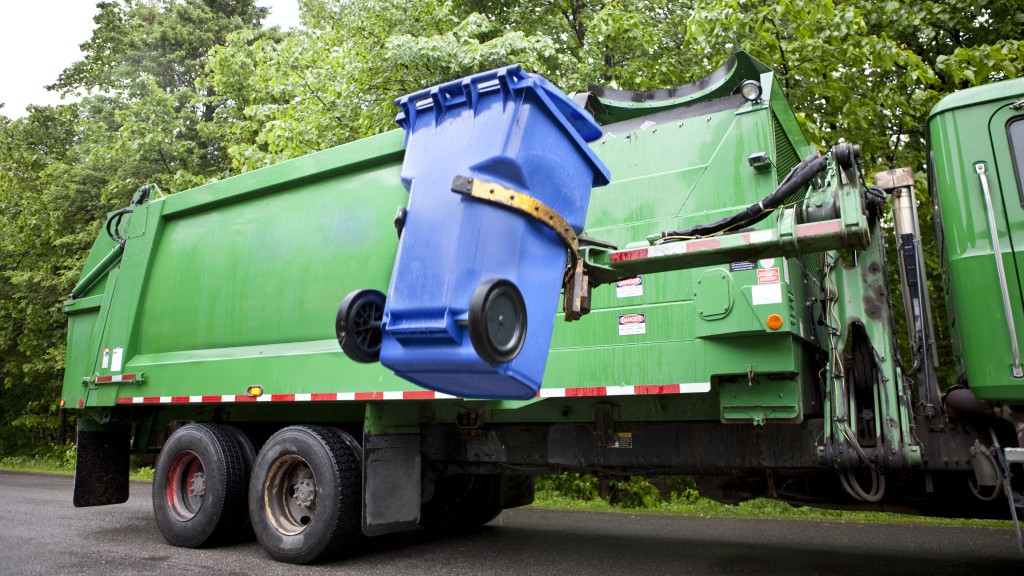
[62, 52, 1024, 563]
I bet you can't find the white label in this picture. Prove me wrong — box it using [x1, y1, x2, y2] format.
[758, 258, 775, 269]
[648, 243, 686, 258]
[111, 347, 123, 372]
[102, 348, 110, 369]
[749, 230, 774, 243]
[616, 276, 644, 298]
[751, 283, 783, 305]
[618, 313, 647, 336]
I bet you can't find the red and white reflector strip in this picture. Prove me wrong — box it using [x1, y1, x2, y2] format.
[95, 373, 138, 384]
[537, 383, 710, 398]
[114, 383, 710, 405]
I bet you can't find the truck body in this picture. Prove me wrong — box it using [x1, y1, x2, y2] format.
[62, 53, 1024, 562]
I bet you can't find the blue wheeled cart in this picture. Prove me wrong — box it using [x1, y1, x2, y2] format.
[338, 65, 609, 399]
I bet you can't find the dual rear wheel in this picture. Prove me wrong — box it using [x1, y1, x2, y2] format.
[153, 424, 362, 563]
[153, 423, 510, 564]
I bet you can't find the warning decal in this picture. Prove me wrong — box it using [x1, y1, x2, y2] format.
[610, 432, 633, 449]
[102, 348, 110, 369]
[111, 347, 123, 372]
[616, 276, 644, 298]
[757, 268, 780, 284]
[618, 313, 647, 336]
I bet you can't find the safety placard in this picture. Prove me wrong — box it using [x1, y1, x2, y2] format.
[616, 276, 644, 298]
[111, 347, 123, 372]
[757, 268, 780, 284]
[618, 313, 647, 336]
[102, 348, 110, 369]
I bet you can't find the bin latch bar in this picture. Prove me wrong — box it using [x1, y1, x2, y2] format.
[451, 176, 591, 322]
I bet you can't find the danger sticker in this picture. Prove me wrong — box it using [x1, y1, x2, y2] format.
[757, 268, 780, 284]
[102, 348, 110, 369]
[618, 313, 647, 336]
[616, 276, 644, 298]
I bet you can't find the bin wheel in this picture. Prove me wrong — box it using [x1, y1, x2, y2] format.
[249, 426, 363, 564]
[336, 289, 386, 363]
[152, 423, 249, 548]
[469, 279, 527, 365]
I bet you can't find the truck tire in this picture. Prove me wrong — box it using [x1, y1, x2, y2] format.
[152, 423, 249, 548]
[420, 474, 503, 531]
[220, 425, 257, 541]
[249, 425, 362, 564]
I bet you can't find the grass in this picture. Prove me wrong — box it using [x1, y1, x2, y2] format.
[0, 447, 154, 481]
[531, 477, 1014, 529]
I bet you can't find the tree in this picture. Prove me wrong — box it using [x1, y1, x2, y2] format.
[0, 0, 269, 453]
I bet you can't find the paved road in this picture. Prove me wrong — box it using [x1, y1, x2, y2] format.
[1, 471, 1021, 575]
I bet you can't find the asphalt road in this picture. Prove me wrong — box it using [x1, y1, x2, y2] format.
[1, 471, 1021, 575]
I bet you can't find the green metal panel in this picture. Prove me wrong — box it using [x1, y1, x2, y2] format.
[928, 78, 1024, 400]
[62, 53, 825, 428]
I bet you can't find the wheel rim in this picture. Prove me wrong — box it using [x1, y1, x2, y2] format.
[484, 289, 523, 356]
[350, 298, 384, 352]
[264, 455, 318, 536]
[165, 450, 206, 521]
[469, 279, 527, 364]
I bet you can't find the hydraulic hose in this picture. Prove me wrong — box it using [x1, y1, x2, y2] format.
[105, 207, 134, 248]
[656, 153, 829, 242]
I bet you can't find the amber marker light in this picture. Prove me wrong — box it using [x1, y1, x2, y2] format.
[247, 385, 264, 398]
[59, 398, 66, 408]
[766, 314, 784, 330]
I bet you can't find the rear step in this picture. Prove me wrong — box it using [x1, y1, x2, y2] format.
[993, 437, 1023, 554]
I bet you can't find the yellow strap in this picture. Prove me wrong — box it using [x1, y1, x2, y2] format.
[451, 176, 580, 256]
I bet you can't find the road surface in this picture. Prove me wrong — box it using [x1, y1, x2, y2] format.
[1, 471, 1020, 575]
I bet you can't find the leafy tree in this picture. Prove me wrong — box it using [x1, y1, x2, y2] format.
[0, 0, 268, 453]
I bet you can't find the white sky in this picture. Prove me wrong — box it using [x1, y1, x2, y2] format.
[0, 0, 301, 118]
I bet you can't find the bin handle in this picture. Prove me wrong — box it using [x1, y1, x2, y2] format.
[451, 175, 591, 321]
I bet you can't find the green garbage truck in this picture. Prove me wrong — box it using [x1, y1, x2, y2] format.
[62, 52, 1024, 563]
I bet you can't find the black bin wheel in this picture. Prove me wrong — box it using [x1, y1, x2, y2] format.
[469, 279, 527, 365]
[336, 289, 386, 363]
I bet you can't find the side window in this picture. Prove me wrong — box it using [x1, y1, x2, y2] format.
[1009, 118, 1024, 206]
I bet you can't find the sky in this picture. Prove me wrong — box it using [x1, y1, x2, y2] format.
[0, 0, 301, 119]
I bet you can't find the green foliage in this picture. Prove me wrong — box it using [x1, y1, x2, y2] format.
[0, 0, 267, 454]
[608, 476, 662, 508]
[536, 472, 601, 501]
[532, 473, 1011, 528]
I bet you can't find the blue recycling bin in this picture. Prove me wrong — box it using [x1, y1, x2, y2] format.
[379, 65, 610, 399]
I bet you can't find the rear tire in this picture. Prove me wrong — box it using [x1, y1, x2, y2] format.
[152, 423, 249, 548]
[420, 474, 503, 531]
[249, 425, 363, 564]
[221, 425, 257, 541]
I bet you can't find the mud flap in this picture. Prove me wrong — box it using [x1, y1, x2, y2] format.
[73, 424, 130, 507]
[362, 434, 420, 536]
